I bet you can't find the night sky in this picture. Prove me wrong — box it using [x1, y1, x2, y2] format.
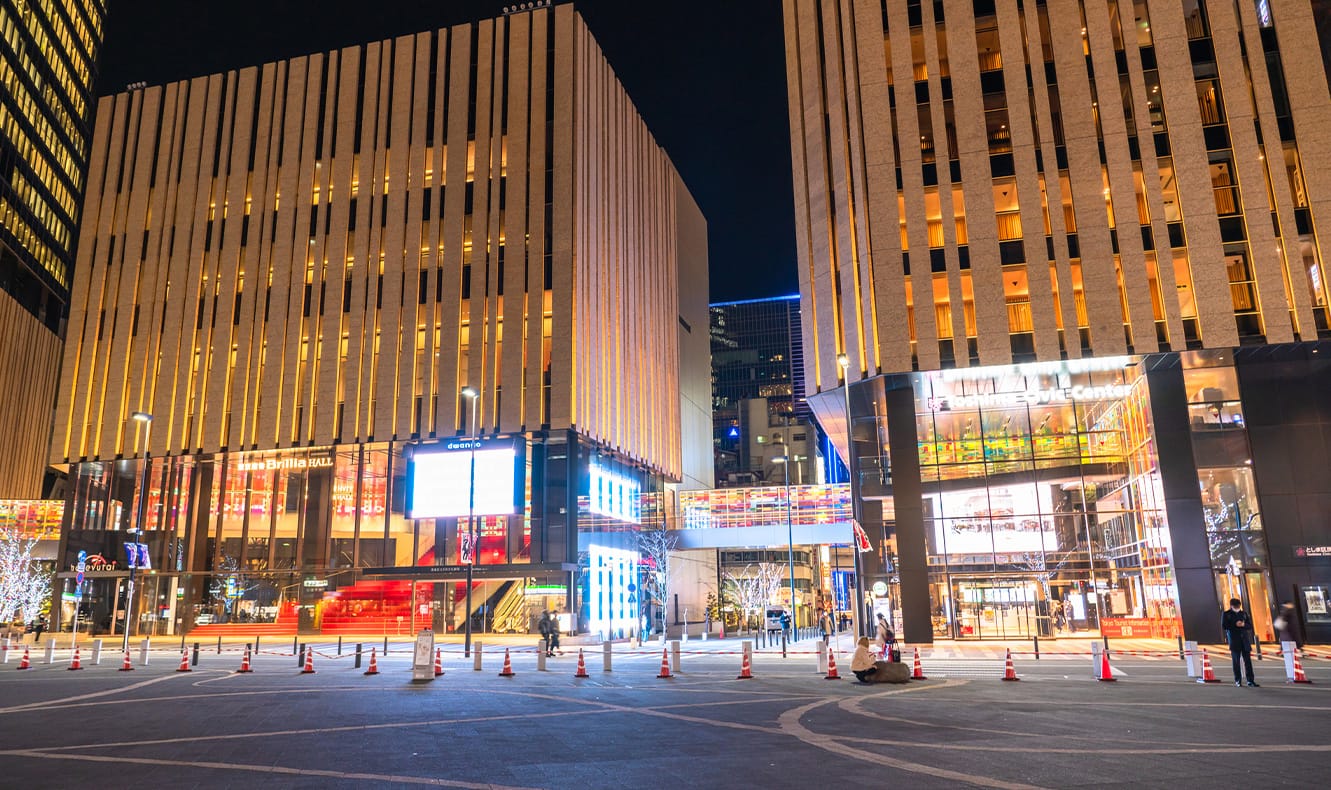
[95, 1, 798, 303]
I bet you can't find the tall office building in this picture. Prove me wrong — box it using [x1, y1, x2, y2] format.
[0, 0, 104, 496]
[51, 4, 709, 640]
[785, 0, 1331, 643]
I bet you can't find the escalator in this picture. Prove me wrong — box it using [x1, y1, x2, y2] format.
[450, 579, 529, 634]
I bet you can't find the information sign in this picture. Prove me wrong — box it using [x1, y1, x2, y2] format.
[411, 629, 436, 681]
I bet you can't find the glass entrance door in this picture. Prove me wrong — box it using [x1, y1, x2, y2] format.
[950, 577, 1039, 639]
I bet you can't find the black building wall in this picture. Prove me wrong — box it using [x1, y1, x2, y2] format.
[1236, 342, 1331, 644]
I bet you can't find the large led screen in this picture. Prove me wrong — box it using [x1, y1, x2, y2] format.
[407, 442, 518, 519]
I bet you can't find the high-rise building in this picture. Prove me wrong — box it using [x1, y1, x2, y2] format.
[785, 0, 1331, 643]
[50, 4, 709, 641]
[0, 0, 104, 496]
[709, 294, 822, 485]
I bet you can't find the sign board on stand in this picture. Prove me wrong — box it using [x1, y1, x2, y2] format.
[411, 629, 436, 681]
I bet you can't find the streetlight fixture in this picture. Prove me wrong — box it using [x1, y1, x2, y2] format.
[773, 454, 797, 636]
[460, 386, 479, 658]
[123, 411, 153, 655]
[837, 353, 867, 638]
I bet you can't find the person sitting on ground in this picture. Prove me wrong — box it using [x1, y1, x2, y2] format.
[851, 636, 879, 683]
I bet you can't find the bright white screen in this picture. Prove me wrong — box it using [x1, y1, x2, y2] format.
[409, 447, 517, 518]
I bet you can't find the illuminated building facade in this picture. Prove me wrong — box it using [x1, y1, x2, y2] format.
[0, 0, 104, 497]
[50, 5, 710, 640]
[785, 0, 1331, 642]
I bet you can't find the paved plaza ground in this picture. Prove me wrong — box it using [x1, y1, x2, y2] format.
[1, 638, 1329, 789]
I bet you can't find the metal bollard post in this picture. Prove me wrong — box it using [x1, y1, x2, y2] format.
[338, 636, 343, 656]
[537, 641, 547, 671]
[670, 640, 682, 673]
[1177, 635, 1185, 661]
[254, 635, 261, 653]
[292, 636, 299, 657]
[192, 642, 200, 666]
[1255, 635, 1263, 661]
[139, 637, 151, 666]
[602, 640, 613, 672]
[297, 643, 305, 668]
[217, 636, 222, 655]
[1090, 641, 1102, 678]
[817, 640, 828, 674]
[355, 643, 363, 669]
[1033, 635, 1040, 660]
[781, 633, 787, 658]
[473, 641, 483, 671]
[44, 637, 56, 664]
[384, 636, 389, 654]
[92, 638, 103, 665]
[1102, 634, 1110, 650]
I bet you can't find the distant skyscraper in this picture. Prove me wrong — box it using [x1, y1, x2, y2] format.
[0, 0, 105, 496]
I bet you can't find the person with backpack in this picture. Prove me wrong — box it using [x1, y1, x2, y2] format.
[538, 611, 553, 657]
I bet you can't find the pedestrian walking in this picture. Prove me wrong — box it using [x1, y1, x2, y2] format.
[538, 611, 553, 657]
[32, 616, 46, 643]
[1273, 601, 1301, 646]
[819, 609, 832, 644]
[780, 611, 791, 640]
[548, 612, 563, 656]
[850, 636, 879, 683]
[1222, 598, 1259, 687]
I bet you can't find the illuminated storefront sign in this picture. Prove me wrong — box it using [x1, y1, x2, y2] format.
[589, 464, 641, 524]
[927, 383, 1132, 412]
[236, 454, 334, 473]
[406, 439, 520, 519]
[587, 545, 639, 637]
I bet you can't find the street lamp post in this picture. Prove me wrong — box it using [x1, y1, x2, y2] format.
[123, 411, 153, 655]
[837, 353, 867, 639]
[460, 386, 479, 658]
[775, 454, 796, 637]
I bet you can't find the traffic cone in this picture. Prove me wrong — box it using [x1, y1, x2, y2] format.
[434, 647, 444, 677]
[1290, 649, 1313, 684]
[16, 646, 30, 670]
[300, 646, 315, 674]
[574, 649, 589, 678]
[364, 647, 380, 676]
[67, 646, 82, 671]
[176, 647, 191, 672]
[498, 648, 515, 677]
[1197, 649, 1220, 683]
[119, 649, 135, 672]
[657, 648, 673, 678]
[911, 647, 928, 680]
[1001, 648, 1019, 681]
[824, 649, 841, 680]
[736, 651, 753, 679]
[235, 646, 253, 673]
[1097, 648, 1116, 682]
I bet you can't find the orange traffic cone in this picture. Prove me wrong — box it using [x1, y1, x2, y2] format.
[657, 648, 673, 678]
[119, 649, 135, 672]
[236, 646, 253, 673]
[300, 646, 315, 674]
[434, 647, 444, 677]
[736, 651, 753, 679]
[1197, 649, 1220, 683]
[176, 647, 191, 672]
[911, 647, 928, 680]
[16, 646, 31, 670]
[1001, 648, 1019, 681]
[574, 649, 589, 678]
[67, 646, 82, 671]
[1097, 649, 1116, 682]
[498, 648, 515, 677]
[364, 647, 380, 676]
[1290, 649, 1313, 684]
[825, 649, 841, 680]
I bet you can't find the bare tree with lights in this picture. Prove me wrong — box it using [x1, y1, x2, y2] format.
[723, 563, 785, 631]
[636, 524, 678, 636]
[0, 527, 51, 629]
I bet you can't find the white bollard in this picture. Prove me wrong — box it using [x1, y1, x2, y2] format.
[139, 637, 151, 666]
[1282, 640, 1298, 681]
[536, 641, 547, 671]
[602, 640, 613, 672]
[44, 638, 56, 664]
[1, 636, 9, 663]
[1090, 641, 1102, 678]
[92, 638, 103, 665]
[1184, 640, 1199, 677]
[670, 639, 682, 673]
[473, 641, 483, 671]
[817, 640, 828, 674]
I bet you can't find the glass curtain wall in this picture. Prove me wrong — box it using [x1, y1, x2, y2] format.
[914, 360, 1181, 640]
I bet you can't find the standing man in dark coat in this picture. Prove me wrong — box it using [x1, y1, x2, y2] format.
[1222, 597, 1258, 687]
